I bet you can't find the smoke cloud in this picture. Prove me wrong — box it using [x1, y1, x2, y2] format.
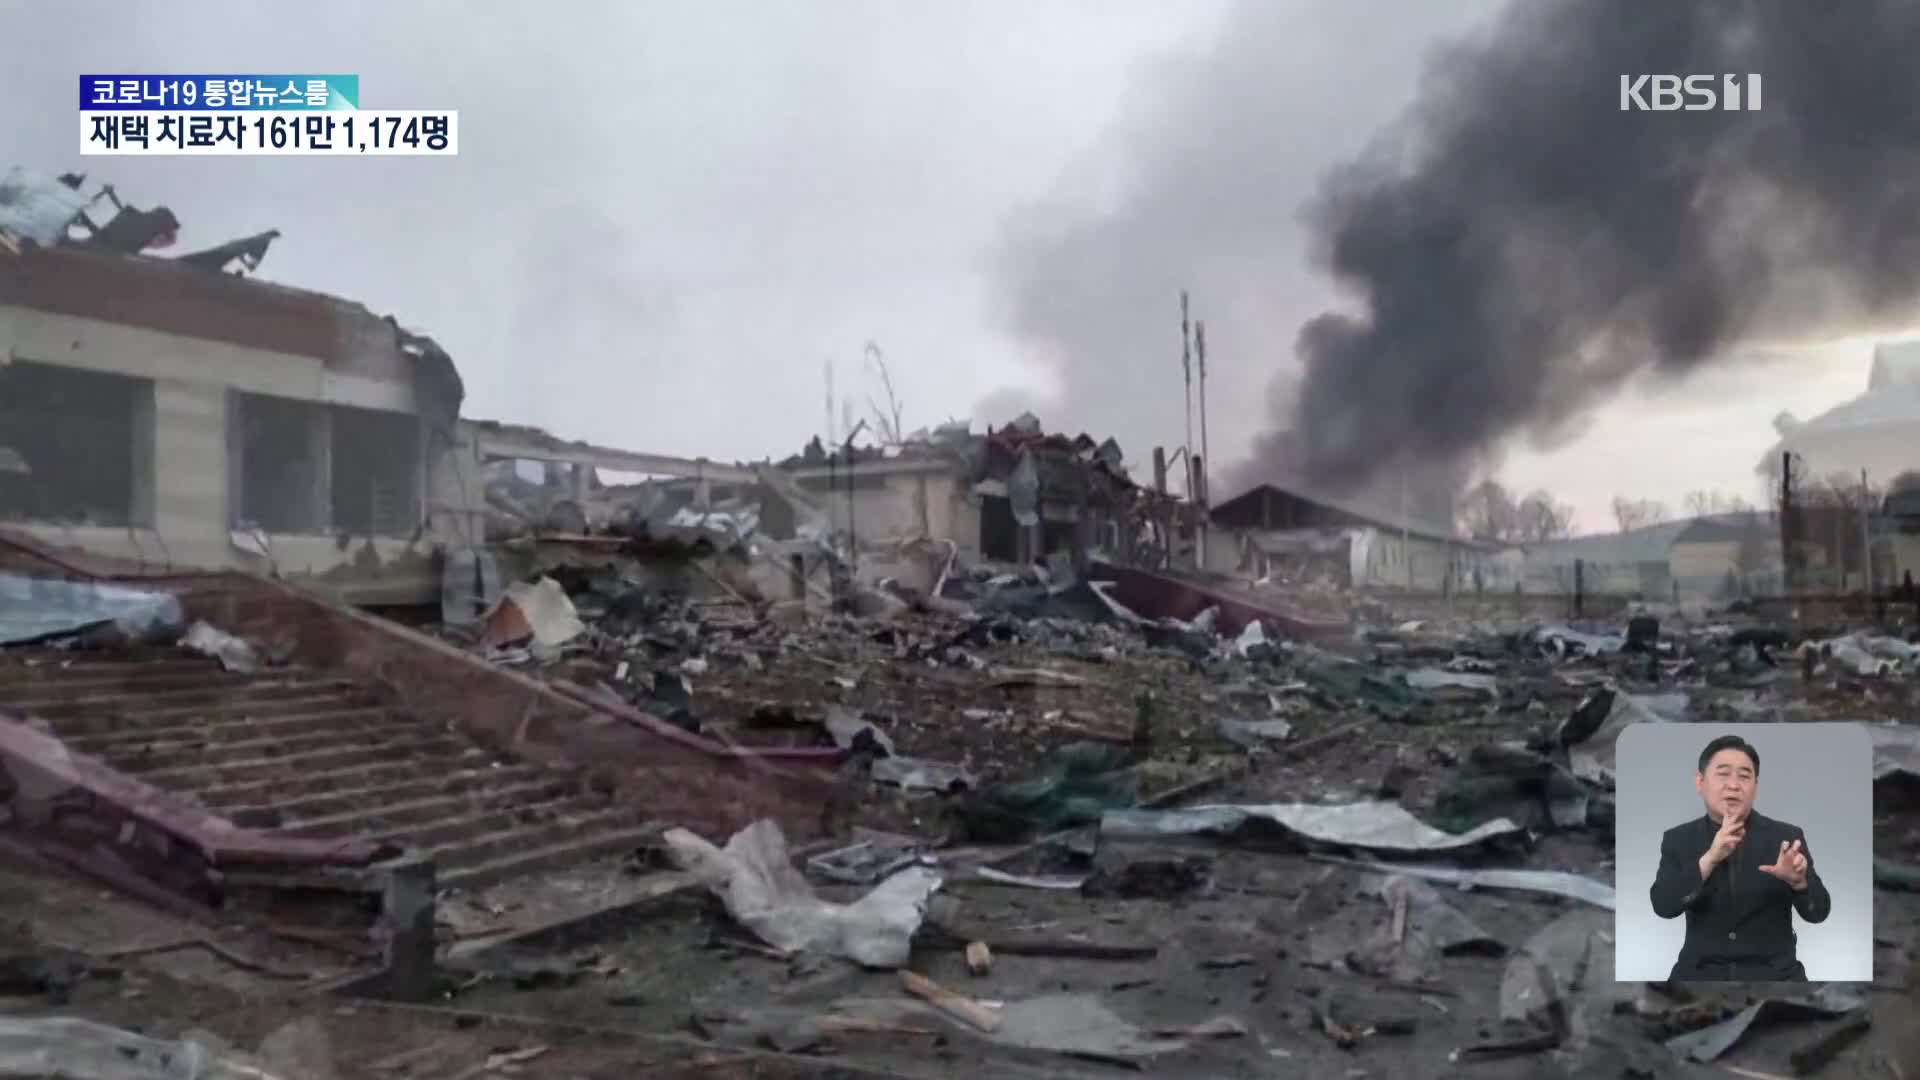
[997, 0, 1920, 520]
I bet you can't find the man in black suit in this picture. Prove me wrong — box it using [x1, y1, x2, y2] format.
[1650, 734, 1832, 981]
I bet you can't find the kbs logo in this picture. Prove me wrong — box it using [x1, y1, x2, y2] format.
[1619, 74, 1762, 112]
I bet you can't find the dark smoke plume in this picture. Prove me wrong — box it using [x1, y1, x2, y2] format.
[1289, 0, 1920, 495]
[996, 0, 1920, 520]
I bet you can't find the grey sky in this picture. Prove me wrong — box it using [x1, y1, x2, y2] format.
[8, 1, 1896, 533]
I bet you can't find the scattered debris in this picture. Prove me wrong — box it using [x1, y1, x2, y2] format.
[1100, 801, 1523, 855]
[1665, 985, 1868, 1064]
[964, 941, 992, 977]
[0, 573, 182, 646]
[899, 970, 1001, 1033]
[0, 1016, 284, 1079]
[480, 575, 586, 655]
[666, 819, 942, 968]
[179, 621, 261, 674]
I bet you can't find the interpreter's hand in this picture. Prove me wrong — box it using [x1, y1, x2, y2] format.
[1704, 811, 1747, 869]
[1761, 838, 1810, 891]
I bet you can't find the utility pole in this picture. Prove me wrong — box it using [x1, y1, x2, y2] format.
[1778, 451, 1797, 616]
[1195, 319, 1210, 572]
[1196, 320, 1210, 505]
[824, 358, 836, 446]
[1863, 468, 1875, 596]
[1180, 292, 1194, 500]
[1400, 473, 1412, 592]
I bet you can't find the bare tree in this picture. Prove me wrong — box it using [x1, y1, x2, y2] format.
[1455, 480, 1519, 542]
[1610, 496, 1670, 533]
[864, 341, 905, 444]
[1454, 480, 1574, 544]
[1684, 489, 1753, 518]
[1515, 490, 1577, 543]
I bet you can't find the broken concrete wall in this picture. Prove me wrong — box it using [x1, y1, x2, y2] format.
[792, 465, 977, 551]
[0, 251, 484, 604]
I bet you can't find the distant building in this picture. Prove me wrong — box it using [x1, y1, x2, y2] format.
[1510, 521, 1691, 598]
[1207, 482, 1492, 592]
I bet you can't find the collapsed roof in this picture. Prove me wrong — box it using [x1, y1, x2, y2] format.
[0, 165, 462, 425]
[0, 166, 277, 274]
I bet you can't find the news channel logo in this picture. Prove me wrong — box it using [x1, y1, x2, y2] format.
[1619, 74, 1762, 112]
[78, 74, 455, 156]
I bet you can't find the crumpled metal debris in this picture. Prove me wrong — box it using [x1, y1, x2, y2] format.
[1319, 856, 1615, 909]
[806, 832, 938, 886]
[1215, 716, 1294, 748]
[665, 819, 941, 968]
[0, 574, 183, 647]
[665, 505, 760, 548]
[1429, 740, 1604, 834]
[1805, 631, 1918, 677]
[1100, 801, 1522, 855]
[824, 705, 896, 756]
[1486, 907, 1632, 1063]
[480, 576, 585, 655]
[1664, 984, 1867, 1063]
[0, 1015, 286, 1079]
[872, 756, 976, 792]
[1532, 624, 1625, 658]
[1341, 874, 1503, 982]
[1290, 654, 1424, 720]
[179, 621, 261, 674]
[1405, 667, 1500, 700]
[1561, 685, 1685, 786]
[0, 168, 91, 247]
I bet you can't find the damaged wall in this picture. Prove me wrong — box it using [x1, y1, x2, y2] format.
[0, 250, 479, 603]
[791, 463, 979, 552]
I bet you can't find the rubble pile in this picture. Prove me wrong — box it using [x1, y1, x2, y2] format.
[8, 530, 1920, 1075]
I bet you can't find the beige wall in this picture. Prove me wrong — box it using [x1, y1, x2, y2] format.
[805, 468, 972, 545]
[1, 306, 470, 603]
[1353, 530, 1467, 591]
[1669, 538, 1740, 588]
[1, 304, 416, 412]
[1205, 528, 1244, 574]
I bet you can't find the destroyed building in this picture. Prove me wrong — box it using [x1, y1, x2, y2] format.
[0, 168, 479, 604]
[1206, 481, 1491, 593]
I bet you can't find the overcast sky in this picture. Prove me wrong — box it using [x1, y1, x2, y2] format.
[8, 0, 1897, 535]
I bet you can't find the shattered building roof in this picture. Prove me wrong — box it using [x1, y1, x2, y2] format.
[0, 165, 463, 424]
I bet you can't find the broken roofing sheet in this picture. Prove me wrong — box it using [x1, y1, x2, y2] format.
[0, 573, 183, 646]
[0, 167, 93, 247]
[0, 164, 283, 274]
